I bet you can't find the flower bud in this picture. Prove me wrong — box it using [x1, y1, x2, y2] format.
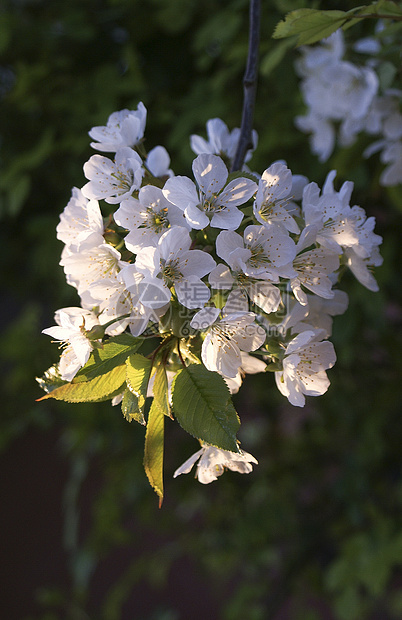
[85, 324, 106, 341]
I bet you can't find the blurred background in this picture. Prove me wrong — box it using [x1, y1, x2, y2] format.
[1, 1, 401, 619]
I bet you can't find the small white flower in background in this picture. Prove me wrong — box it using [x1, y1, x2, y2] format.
[295, 30, 379, 162]
[302, 61, 378, 126]
[163, 153, 257, 230]
[190, 306, 266, 378]
[135, 226, 216, 309]
[254, 163, 302, 233]
[82, 147, 144, 204]
[364, 97, 402, 187]
[89, 103, 147, 152]
[42, 308, 100, 381]
[56, 187, 104, 251]
[113, 185, 188, 253]
[296, 29, 344, 75]
[295, 29, 401, 188]
[295, 112, 336, 163]
[190, 117, 258, 165]
[275, 329, 336, 407]
[173, 444, 258, 484]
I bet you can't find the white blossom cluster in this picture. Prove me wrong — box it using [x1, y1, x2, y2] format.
[295, 29, 402, 186]
[42, 103, 382, 483]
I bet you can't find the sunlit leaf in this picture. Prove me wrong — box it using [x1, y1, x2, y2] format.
[37, 365, 126, 403]
[125, 353, 152, 417]
[144, 398, 164, 505]
[121, 389, 145, 425]
[74, 334, 143, 381]
[171, 364, 240, 452]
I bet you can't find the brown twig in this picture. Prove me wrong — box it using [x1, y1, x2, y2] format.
[231, 0, 261, 173]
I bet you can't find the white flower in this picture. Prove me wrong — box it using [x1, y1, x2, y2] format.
[190, 306, 266, 378]
[85, 276, 132, 336]
[295, 112, 336, 163]
[113, 185, 188, 253]
[209, 224, 296, 314]
[275, 330, 336, 407]
[301, 61, 378, 124]
[162, 154, 257, 230]
[145, 145, 173, 178]
[216, 224, 296, 279]
[292, 290, 349, 338]
[119, 264, 166, 335]
[290, 245, 339, 306]
[253, 163, 301, 233]
[379, 140, 402, 186]
[296, 30, 344, 76]
[60, 242, 124, 298]
[82, 147, 144, 204]
[295, 30, 379, 161]
[302, 171, 383, 281]
[89, 103, 147, 152]
[344, 246, 383, 292]
[173, 444, 258, 484]
[224, 352, 266, 394]
[135, 226, 216, 309]
[364, 103, 402, 187]
[190, 117, 258, 164]
[56, 187, 104, 251]
[302, 172, 359, 255]
[42, 307, 100, 381]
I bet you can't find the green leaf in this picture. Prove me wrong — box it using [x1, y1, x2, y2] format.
[74, 333, 143, 381]
[125, 353, 152, 417]
[143, 398, 165, 506]
[272, 8, 363, 46]
[171, 364, 240, 452]
[121, 389, 145, 425]
[152, 364, 171, 418]
[37, 365, 126, 403]
[272, 3, 402, 46]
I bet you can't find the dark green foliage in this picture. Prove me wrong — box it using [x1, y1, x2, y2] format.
[1, 0, 402, 618]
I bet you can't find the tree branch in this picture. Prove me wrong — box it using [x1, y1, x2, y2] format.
[231, 0, 261, 172]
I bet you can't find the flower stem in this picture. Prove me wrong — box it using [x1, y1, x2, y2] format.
[231, 0, 261, 173]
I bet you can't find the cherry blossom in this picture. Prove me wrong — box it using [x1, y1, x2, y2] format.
[145, 145, 173, 178]
[173, 444, 258, 484]
[56, 187, 104, 251]
[82, 147, 144, 204]
[135, 226, 216, 309]
[88, 103, 147, 152]
[60, 242, 125, 299]
[190, 306, 266, 378]
[42, 307, 100, 381]
[253, 163, 301, 233]
[162, 154, 257, 230]
[275, 329, 336, 407]
[114, 185, 188, 253]
[190, 117, 258, 165]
